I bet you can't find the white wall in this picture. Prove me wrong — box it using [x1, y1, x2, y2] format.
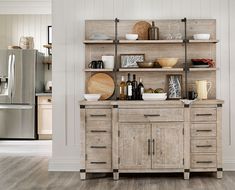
[51, 0, 235, 170]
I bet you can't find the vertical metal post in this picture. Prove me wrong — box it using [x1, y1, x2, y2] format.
[114, 18, 119, 100]
[181, 18, 188, 99]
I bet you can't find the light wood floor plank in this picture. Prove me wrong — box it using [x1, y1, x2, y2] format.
[0, 156, 235, 190]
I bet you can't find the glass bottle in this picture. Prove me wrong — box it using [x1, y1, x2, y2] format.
[148, 21, 159, 40]
[119, 76, 127, 100]
[137, 78, 144, 100]
[132, 74, 138, 100]
[126, 73, 132, 100]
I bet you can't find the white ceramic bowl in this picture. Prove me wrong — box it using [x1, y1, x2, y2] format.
[84, 94, 101, 101]
[193, 34, 210, 40]
[143, 93, 167, 101]
[125, 34, 138, 40]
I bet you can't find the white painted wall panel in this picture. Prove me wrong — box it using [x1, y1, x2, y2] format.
[0, 15, 51, 54]
[51, 0, 235, 170]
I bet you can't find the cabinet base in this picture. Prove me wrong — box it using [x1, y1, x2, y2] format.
[80, 170, 86, 180]
[216, 171, 223, 179]
[184, 172, 190, 180]
[113, 170, 119, 180]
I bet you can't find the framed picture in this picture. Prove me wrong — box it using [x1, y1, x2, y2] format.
[47, 26, 52, 55]
[120, 54, 145, 68]
[166, 74, 182, 99]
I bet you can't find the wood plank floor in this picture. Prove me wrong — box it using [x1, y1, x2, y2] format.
[0, 156, 235, 190]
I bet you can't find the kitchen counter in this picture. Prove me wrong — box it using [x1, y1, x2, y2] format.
[36, 93, 52, 96]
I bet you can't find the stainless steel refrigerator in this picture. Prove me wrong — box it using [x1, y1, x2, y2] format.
[0, 49, 44, 139]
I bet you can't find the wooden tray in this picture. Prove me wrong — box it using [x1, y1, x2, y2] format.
[87, 73, 115, 100]
[132, 21, 151, 40]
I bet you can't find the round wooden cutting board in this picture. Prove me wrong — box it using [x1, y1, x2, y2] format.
[87, 73, 115, 100]
[132, 21, 151, 40]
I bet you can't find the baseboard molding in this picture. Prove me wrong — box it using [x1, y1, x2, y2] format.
[48, 158, 235, 172]
[224, 160, 235, 171]
[48, 158, 80, 171]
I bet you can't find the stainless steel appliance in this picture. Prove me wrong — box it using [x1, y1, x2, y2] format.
[0, 49, 44, 139]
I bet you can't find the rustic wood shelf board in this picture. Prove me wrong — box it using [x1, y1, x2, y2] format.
[118, 68, 183, 72]
[84, 69, 113, 72]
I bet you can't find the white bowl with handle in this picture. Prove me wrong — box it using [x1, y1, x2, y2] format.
[84, 94, 101, 101]
[125, 34, 138, 40]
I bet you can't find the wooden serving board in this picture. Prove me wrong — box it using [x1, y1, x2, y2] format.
[87, 73, 115, 100]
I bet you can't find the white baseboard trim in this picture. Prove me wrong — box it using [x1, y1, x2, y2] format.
[48, 158, 235, 172]
[48, 158, 80, 171]
[224, 160, 235, 171]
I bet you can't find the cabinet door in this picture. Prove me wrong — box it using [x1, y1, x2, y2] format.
[152, 123, 183, 169]
[38, 105, 52, 135]
[119, 123, 151, 170]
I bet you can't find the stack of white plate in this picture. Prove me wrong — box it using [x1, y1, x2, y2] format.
[142, 93, 167, 101]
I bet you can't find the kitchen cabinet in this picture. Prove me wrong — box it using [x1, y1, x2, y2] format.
[80, 100, 223, 180]
[151, 123, 183, 169]
[118, 123, 151, 170]
[37, 96, 52, 139]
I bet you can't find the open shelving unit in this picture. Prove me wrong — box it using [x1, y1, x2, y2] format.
[84, 18, 218, 100]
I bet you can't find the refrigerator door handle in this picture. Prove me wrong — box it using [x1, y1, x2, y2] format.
[11, 54, 16, 98]
[0, 105, 33, 110]
[7, 54, 13, 98]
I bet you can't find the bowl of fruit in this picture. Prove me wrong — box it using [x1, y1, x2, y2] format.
[143, 88, 167, 101]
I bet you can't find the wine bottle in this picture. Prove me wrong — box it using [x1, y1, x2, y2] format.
[126, 73, 132, 100]
[119, 76, 127, 100]
[132, 74, 138, 100]
[137, 78, 144, 100]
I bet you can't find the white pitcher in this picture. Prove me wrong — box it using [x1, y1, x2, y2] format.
[195, 80, 212, 99]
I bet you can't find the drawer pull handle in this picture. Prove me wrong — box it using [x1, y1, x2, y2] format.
[48, 99, 52, 103]
[148, 139, 150, 155]
[90, 146, 107, 149]
[196, 114, 213, 117]
[90, 114, 107, 117]
[196, 145, 212, 148]
[152, 139, 155, 155]
[90, 130, 107, 133]
[90, 162, 107, 164]
[196, 130, 212, 132]
[196, 161, 213, 164]
[144, 114, 160, 117]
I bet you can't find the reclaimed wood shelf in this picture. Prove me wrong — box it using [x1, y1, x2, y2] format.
[84, 69, 113, 72]
[118, 68, 183, 72]
[189, 40, 219, 43]
[189, 67, 218, 71]
[83, 40, 114, 44]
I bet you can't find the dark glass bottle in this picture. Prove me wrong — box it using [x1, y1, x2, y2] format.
[148, 21, 159, 40]
[132, 74, 138, 100]
[126, 73, 132, 100]
[137, 78, 144, 100]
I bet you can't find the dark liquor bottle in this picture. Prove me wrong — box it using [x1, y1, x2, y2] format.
[126, 73, 132, 100]
[137, 78, 144, 100]
[148, 21, 159, 40]
[132, 74, 138, 100]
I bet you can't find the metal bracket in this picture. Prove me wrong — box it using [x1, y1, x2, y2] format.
[184, 104, 190, 108]
[183, 39, 189, 43]
[115, 18, 120, 22]
[80, 169, 86, 173]
[113, 39, 119, 44]
[113, 169, 119, 173]
[113, 105, 118, 108]
[184, 169, 190, 173]
[80, 105, 85, 109]
[217, 168, 223, 171]
[181, 18, 187, 22]
[217, 104, 222, 108]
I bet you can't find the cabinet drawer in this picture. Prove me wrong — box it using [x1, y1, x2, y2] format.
[191, 123, 216, 137]
[86, 121, 111, 133]
[119, 108, 184, 122]
[191, 154, 217, 168]
[38, 96, 52, 105]
[191, 108, 216, 122]
[86, 109, 111, 121]
[191, 139, 216, 153]
[86, 148, 111, 170]
[86, 133, 111, 147]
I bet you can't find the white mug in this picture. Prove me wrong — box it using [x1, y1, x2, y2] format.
[102, 55, 114, 69]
